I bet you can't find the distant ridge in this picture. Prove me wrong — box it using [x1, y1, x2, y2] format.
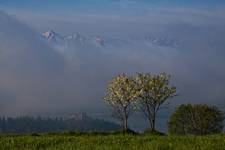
[0, 115, 120, 133]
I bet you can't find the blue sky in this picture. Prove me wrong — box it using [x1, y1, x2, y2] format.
[1, 0, 225, 13]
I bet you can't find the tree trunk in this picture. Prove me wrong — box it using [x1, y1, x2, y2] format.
[148, 113, 156, 131]
[122, 107, 129, 133]
[124, 115, 128, 133]
[152, 118, 155, 131]
[152, 110, 157, 131]
[148, 117, 153, 130]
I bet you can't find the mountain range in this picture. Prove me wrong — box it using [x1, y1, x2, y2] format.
[42, 30, 180, 53]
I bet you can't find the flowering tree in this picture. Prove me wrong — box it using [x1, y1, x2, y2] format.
[104, 74, 139, 132]
[135, 72, 177, 131]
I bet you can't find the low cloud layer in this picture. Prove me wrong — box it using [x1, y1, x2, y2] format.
[0, 5, 225, 120]
[0, 11, 68, 116]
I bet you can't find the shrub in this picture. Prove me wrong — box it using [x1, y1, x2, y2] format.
[168, 104, 224, 135]
[143, 129, 166, 136]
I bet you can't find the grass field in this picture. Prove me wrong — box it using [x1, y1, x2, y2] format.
[0, 133, 225, 150]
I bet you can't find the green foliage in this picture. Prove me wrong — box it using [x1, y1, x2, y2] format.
[168, 104, 224, 135]
[0, 133, 225, 150]
[135, 72, 176, 130]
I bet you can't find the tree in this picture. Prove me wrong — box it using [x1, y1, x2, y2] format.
[135, 72, 176, 131]
[168, 104, 224, 135]
[104, 74, 139, 132]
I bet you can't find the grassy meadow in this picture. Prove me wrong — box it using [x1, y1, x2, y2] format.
[0, 133, 224, 150]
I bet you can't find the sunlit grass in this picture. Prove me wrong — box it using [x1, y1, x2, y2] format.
[0, 133, 224, 150]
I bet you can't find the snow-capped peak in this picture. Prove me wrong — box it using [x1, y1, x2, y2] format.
[42, 30, 64, 41]
[65, 33, 86, 42]
[94, 36, 105, 46]
[42, 30, 55, 39]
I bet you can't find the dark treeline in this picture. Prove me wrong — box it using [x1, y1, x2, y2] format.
[0, 116, 120, 133]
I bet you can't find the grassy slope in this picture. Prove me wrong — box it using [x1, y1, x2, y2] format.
[0, 134, 225, 150]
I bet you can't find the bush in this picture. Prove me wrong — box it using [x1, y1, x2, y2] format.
[110, 129, 138, 135]
[168, 104, 224, 135]
[143, 129, 166, 136]
[30, 133, 41, 137]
